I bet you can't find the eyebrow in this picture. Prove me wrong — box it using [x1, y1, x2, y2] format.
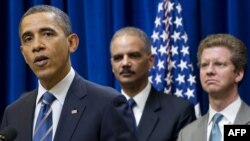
[112, 51, 141, 56]
[39, 27, 55, 33]
[21, 31, 32, 40]
[21, 27, 56, 39]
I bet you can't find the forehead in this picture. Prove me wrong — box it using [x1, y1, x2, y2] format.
[201, 46, 232, 61]
[20, 12, 60, 34]
[111, 35, 145, 53]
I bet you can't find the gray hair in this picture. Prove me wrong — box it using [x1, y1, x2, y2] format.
[110, 27, 151, 54]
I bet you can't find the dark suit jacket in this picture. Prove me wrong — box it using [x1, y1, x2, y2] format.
[1, 73, 137, 141]
[137, 87, 196, 141]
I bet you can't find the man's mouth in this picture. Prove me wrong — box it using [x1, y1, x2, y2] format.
[34, 55, 49, 67]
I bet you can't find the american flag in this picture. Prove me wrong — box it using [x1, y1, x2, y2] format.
[149, 0, 201, 118]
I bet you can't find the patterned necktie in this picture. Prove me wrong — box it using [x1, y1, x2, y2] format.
[209, 113, 223, 141]
[127, 98, 137, 129]
[34, 92, 56, 141]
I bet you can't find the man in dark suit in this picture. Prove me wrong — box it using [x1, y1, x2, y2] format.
[110, 26, 196, 141]
[1, 5, 137, 141]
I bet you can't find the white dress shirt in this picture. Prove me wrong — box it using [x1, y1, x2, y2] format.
[122, 82, 151, 126]
[33, 67, 75, 140]
[207, 96, 242, 141]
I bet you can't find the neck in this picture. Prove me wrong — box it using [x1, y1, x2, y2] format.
[209, 92, 238, 112]
[40, 65, 71, 90]
[122, 80, 148, 98]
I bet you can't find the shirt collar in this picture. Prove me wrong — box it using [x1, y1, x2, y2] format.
[36, 67, 75, 106]
[122, 82, 151, 113]
[208, 96, 242, 125]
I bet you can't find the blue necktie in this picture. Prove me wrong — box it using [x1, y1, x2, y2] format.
[34, 92, 56, 141]
[209, 113, 223, 141]
[127, 98, 137, 129]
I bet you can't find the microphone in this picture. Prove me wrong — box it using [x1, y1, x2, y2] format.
[0, 127, 17, 141]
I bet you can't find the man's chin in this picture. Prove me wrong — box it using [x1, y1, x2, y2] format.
[206, 89, 223, 97]
[120, 80, 136, 87]
[206, 89, 218, 94]
[35, 70, 51, 80]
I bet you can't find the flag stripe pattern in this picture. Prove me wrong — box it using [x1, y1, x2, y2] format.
[149, 0, 201, 118]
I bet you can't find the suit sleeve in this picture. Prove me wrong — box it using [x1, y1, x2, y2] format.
[177, 128, 184, 141]
[0, 108, 8, 130]
[100, 95, 137, 141]
[175, 103, 196, 140]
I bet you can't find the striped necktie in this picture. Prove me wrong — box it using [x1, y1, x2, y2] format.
[34, 92, 56, 141]
[209, 113, 223, 141]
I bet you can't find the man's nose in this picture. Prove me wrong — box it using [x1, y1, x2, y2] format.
[206, 64, 216, 75]
[121, 56, 131, 66]
[32, 38, 45, 52]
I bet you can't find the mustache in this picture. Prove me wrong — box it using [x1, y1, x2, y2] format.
[120, 68, 135, 74]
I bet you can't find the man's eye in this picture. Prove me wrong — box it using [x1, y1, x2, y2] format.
[215, 62, 226, 67]
[200, 63, 208, 68]
[113, 56, 123, 61]
[23, 36, 33, 43]
[130, 53, 141, 59]
[44, 32, 54, 37]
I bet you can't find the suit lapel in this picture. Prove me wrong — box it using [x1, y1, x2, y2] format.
[196, 113, 209, 141]
[137, 88, 160, 141]
[54, 74, 87, 141]
[19, 90, 37, 140]
[234, 102, 250, 124]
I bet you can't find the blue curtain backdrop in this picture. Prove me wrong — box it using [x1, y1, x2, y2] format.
[1, 0, 250, 119]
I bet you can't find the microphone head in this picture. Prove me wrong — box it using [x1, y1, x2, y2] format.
[0, 127, 17, 141]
